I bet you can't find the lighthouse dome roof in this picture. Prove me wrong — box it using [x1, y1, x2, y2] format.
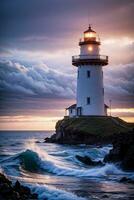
[84, 25, 96, 33]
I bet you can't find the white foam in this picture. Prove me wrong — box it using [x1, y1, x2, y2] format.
[30, 183, 87, 200]
[23, 141, 123, 178]
[82, 145, 112, 162]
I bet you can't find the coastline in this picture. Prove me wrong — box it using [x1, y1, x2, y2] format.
[45, 116, 133, 145]
[0, 131, 134, 200]
[45, 116, 134, 171]
[0, 173, 38, 200]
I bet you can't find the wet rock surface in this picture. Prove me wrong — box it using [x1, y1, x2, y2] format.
[104, 130, 134, 171]
[0, 173, 38, 200]
[120, 177, 134, 184]
[76, 155, 103, 166]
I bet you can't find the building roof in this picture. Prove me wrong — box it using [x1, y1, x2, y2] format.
[104, 104, 109, 108]
[84, 24, 96, 33]
[66, 104, 76, 110]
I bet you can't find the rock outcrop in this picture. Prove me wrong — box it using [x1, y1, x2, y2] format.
[104, 130, 134, 171]
[0, 173, 38, 200]
[45, 116, 132, 145]
[120, 177, 134, 184]
[76, 155, 103, 166]
[45, 116, 134, 171]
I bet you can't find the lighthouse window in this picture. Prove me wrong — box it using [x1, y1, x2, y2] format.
[87, 70, 90, 78]
[87, 97, 90, 104]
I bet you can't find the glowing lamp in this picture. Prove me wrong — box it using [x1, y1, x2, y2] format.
[84, 32, 90, 38]
[84, 25, 97, 41]
[88, 46, 93, 51]
[84, 32, 96, 39]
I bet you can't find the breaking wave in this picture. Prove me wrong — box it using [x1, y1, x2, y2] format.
[18, 142, 123, 178]
[29, 184, 86, 200]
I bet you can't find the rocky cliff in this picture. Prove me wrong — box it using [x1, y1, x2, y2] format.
[45, 116, 134, 171]
[45, 116, 133, 144]
[104, 130, 134, 171]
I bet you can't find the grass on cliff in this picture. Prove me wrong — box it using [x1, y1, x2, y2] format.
[56, 116, 132, 137]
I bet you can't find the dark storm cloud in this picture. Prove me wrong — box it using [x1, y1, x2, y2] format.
[0, 59, 134, 116]
[0, 0, 134, 117]
[0, 60, 76, 115]
[0, 60, 76, 98]
[104, 63, 134, 107]
[0, 0, 134, 52]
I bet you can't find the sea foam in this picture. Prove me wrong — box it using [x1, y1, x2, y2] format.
[19, 141, 123, 178]
[30, 183, 87, 200]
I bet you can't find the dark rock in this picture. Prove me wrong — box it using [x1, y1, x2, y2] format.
[0, 183, 12, 194]
[45, 117, 134, 171]
[21, 185, 31, 195]
[104, 146, 122, 163]
[0, 173, 38, 199]
[12, 191, 20, 199]
[45, 117, 132, 145]
[14, 180, 21, 190]
[76, 155, 103, 166]
[102, 194, 109, 198]
[104, 130, 134, 171]
[36, 141, 41, 143]
[14, 181, 31, 196]
[122, 145, 134, 170]
[45, 134, 57, 143]
[32, 193, 38, 199]
[45, 137, 53, 143]
[0, 173, 12, 185]
[120, 177, 134, 184]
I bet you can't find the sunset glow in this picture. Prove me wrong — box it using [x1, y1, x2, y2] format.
[0, 0, 133, 130]
[0, 2, 134, 200]
[0, 107, 133, 130]
[0, 116, 62, 130]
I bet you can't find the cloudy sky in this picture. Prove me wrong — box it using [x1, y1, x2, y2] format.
[0, 0, 134, 130]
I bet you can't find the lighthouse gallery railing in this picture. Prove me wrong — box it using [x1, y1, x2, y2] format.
[72, 55, 108, 66]
[72, 55, 108, 61]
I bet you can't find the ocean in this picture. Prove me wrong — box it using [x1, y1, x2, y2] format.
[0, 131, 134, 200]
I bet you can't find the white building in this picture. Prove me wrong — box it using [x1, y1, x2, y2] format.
[66, 25, 108, 117]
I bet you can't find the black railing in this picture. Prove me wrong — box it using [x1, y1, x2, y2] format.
[72, 55, 108, 61]
[72, 54, 108, 66]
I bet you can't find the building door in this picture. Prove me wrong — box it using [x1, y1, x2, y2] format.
[77, 107, 82, 116]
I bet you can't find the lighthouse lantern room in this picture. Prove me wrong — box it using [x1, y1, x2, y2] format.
[66, 25, 108, 117]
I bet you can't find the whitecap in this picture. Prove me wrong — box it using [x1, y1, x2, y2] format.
[29, 183, 87, 200]
[20, 141, 124, 178]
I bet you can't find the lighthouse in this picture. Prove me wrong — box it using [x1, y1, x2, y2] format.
[66, 25, 108, 117]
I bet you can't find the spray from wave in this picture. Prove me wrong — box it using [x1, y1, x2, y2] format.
[18, 141, 123, 178]
[29, 183, 87, 200]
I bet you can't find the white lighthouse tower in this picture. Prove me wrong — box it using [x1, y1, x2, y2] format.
[66, 25, 108, 117]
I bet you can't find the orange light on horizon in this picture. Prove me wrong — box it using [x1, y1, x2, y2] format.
[120, 117, 134, 123]
[0, 107, 133, 131]
[108, 108, 134, 113]
[0, 115, 63, 131]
